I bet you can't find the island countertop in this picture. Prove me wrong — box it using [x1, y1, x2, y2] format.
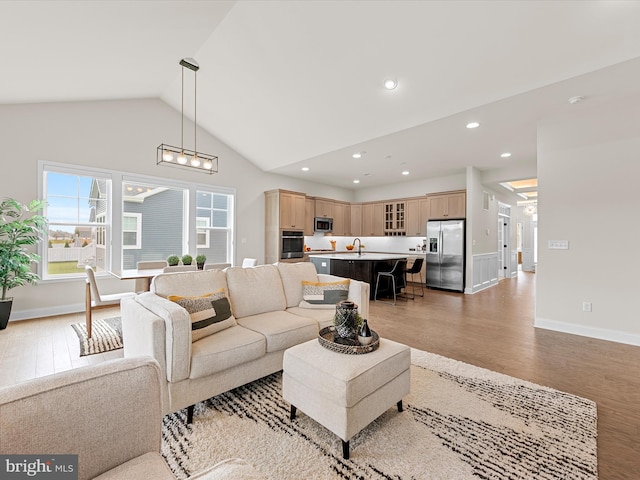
[307, 253, 407, 261]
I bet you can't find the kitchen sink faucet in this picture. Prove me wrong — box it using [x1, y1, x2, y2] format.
[352, 238, 362, 256]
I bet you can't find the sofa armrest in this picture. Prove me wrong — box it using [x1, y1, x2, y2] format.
[122, 293, 192, 384]
[317, 274, 370, 319]
[0, 357, 163, 480]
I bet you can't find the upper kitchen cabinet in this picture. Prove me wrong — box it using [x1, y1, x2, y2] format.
[428, 191, 466, 220]
[361, 203, 384, 236]
[315, 199, 334, 219]
[350, 204, 362, 237]
[332, 202, 350, 236]
[383, 201, 406, 236]
[280, 191, 306, 229]
[265, 190, 306, 231]
[304, 197, 315, 236]
[406, 198, 430, 236]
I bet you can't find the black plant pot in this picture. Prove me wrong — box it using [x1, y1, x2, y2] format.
[0, 298, 13, 330]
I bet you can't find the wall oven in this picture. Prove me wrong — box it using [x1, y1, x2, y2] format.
[281, 230, 304, 259]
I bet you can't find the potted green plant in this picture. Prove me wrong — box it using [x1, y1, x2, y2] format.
[167, 254, 180, 266]
[195, 254, 206, 270]
[0, 198, 48, 329]
[181, 254, 193, 266]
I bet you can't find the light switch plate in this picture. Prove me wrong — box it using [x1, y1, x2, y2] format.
[548, 240, 569, 250]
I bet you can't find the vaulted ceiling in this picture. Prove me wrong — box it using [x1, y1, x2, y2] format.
[3, 0, 640, 190]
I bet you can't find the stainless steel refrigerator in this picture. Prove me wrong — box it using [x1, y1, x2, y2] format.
[426, 219, 465, 292]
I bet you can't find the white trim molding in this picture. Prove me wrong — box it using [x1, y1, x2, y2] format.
[535, 317, 640, 347]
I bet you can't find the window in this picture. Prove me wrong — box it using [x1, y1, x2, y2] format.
[196, 217, 210, 248]
[196, 191, 233, 264]
[40, 161, 235, 278]
[41, 167, 112, 278]
[122, 213, 141, 249]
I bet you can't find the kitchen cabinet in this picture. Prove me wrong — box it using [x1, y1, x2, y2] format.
[349, 204, 362, 237]
[332, 202, 350, 236]
[428, 192, 466, 220]
[406, 198, 430, 236]
[280, 191, 306, 229]
[304, 197, 315, 236]
[383, 201, 406, 236]
[315, 199, 334, 219]
[361, 203, 384, 236]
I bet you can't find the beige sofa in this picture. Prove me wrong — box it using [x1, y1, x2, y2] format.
[120, 262, 370, 418]
[0, 357, 262, 480]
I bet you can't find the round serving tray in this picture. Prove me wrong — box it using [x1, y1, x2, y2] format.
[318, 326, 380, 355]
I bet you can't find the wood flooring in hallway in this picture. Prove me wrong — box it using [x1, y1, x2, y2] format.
[1, 271, 638, 478]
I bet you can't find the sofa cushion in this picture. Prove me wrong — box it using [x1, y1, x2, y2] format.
[299, 279, 349, 309]
[237, 311, 318, 353]
[287, 306, 335, 330]
[225, 265, 287, 318]
[93, 452, 174, 480]
[152, 269, 228, 298]
[190, 325, 266, 379]
[168, 289, 237, 342]
[276, 262, 319, 307]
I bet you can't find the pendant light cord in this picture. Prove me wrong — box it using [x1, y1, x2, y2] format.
[180, 66, 184, 152]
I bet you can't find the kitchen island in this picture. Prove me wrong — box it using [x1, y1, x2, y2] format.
[309, 253, 407, 299]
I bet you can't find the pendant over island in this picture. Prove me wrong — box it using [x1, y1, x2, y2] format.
[309, 253, 408, 300]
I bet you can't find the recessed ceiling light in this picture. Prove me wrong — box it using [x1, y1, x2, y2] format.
[352, 152, 362, 159]
[568, 95, 585, 105]
[402, 171, 410, 176]
[466, 122, 480, 129]
[301, 167, 309, 171]
[384, 79, 398, 90]
[500, 152, 511, 158]
[353, 179, 360, 184]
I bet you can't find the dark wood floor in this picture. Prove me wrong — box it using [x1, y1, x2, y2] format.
[2, 272, 638, 478]
[370, 272, 640, 479]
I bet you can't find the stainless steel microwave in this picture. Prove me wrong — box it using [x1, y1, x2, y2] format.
[314, 217, 333, 232]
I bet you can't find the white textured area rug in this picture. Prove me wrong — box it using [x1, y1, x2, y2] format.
[161, 349, 597, 480]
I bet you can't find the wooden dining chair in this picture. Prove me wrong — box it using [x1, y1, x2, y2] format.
[204, 263, 231, 270]
[85, 265, 136, 338]
[135, 261, 167, 291]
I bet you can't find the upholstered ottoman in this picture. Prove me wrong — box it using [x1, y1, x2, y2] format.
[282, 338, 410, 459]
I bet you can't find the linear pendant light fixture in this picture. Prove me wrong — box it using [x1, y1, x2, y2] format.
[157, 58, 218, 174]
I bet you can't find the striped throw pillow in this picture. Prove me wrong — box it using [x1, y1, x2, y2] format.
[168, 288, 237, 342]
[299, 279, 350, 309]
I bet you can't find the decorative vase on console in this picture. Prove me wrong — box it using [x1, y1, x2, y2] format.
[358, 319, 373, 346]
[334, 300, 362, 343]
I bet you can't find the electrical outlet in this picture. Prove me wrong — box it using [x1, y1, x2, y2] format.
[582, 302, 592, 312]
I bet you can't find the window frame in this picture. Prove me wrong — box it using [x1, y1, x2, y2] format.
[122, 212, 142, 250]
[38, 160, 236, 281]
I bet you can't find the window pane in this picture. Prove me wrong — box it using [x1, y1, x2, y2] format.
[43, 170, 111, 278]
[212, 210, 227, 228]
[122, 182, 185, 269]
[212, 194, 227, 209]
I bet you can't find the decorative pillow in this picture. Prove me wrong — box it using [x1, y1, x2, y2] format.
[168, 288, 237, 342]
[299, 279, 350, 309]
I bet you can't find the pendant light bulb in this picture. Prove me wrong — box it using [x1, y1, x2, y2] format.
[162, 150, 174, 162]
[203, 159, 213, 170]
[177, 152, 188, 165]
[191, 154, 201, 167]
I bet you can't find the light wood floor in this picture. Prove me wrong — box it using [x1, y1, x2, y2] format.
[1, 272, 639, 478]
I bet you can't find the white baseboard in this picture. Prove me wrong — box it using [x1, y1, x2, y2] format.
[8, 303, 85, 322]
[535, 317, 640, 347]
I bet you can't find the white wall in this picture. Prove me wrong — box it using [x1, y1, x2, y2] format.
[536, 94, 640, 345]
[353, 172, 466, 202]
[0, 98, 351, 320]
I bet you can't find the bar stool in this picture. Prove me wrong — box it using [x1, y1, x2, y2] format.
[374, 260, 407, 305]
[404, 258, 425, 299]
